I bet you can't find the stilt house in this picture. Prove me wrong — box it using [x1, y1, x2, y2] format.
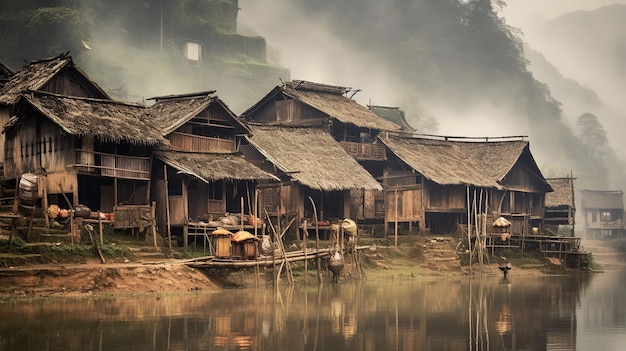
[378, 135, 552, 235]
[580, 189, 625, 239]
[544, 177, 576, 236]
[0, 53, 110, 187]
[4, 91, 165, 217]
[240, 80, 400, 224]
[146, 92, 276, 247]
[241, 125, 383, 239]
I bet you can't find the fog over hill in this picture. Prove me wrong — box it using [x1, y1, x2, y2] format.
[239, 0, 626, 190]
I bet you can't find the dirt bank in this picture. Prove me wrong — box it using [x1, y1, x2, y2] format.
[0, 233, 576, 301]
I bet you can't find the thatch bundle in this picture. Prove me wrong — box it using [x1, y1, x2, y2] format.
[232, 230, 260, 243]
[492, 216, 512, 227]
[212, 227, 232, 236]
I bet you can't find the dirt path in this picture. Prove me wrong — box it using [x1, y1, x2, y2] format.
[581, 239, 626, 270]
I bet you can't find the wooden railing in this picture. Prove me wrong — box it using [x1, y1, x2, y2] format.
[168, 132, 235, 153]
[339, 141, 386, 161]
[74, 149, 150, 180]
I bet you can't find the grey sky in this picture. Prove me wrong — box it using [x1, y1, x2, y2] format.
[503, 0, 626, 27]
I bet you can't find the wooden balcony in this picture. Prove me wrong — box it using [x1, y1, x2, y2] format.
[74, 149, 150, 180]
[339, 141, 386, 161]
[168, 132, 235, 153]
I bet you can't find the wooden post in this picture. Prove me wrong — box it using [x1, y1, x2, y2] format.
[151, 201, 157, 247]
[304, 219, 308, 285]
[164, 165, 172, 255]
[240, 197, 244, 232]
[308, 196, 323, 285]
[98, 211, 104, 247]
[42, 174, 49, 229]
[394, 189, 398, 248]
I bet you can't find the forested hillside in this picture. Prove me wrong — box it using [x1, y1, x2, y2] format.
[0, 0, 623, 190]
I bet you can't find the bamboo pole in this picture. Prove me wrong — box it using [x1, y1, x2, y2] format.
[98, 211, 104, 247]
[240, 197, 244, 232]
[308, 196, 323, 284]
[394, 189, 398, 248]
[151, 201, 157, 247]
[42, 174, 49, 229]
[304, 219, 308, 285]
[163, 165, 172, 255]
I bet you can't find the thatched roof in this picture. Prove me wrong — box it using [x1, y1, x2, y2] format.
[380, 135, 550, 190]
[241, 80, 401, 132]
[545, 178, 575, 208]
[581, 189, 623, 209]
[155, 150, 277, 183]
[146, 91, 249, 135]
[368, 105, 416, 132]
[0, 52, 110, 105]
[245, 125, 382, 191]
[11, 92, 165, 146]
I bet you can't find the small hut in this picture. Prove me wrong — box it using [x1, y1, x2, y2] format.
[231, 230, 260, 260]
[545, 176, 576, 236]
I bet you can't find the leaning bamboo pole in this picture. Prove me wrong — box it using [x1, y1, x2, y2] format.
[308, 196, 323, 284]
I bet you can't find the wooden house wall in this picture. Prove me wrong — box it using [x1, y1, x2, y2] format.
[38, 119, 75, 174]
[500, 161, 545, 192]
[385, 188, 423, 222]
[42, 72, 94, 98]
[350, 189, 384, 220]
[252, 99, 325, 124]
[168, 104, 238, 153]
[424, 183, 466, 211]
[0, 106, 9, 162]
[275, 100, 324, 123]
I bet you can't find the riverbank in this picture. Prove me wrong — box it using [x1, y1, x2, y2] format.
[0, 232, 617, 301]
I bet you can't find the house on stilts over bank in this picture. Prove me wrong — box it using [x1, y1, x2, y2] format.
[3, 91, 166, 236]
[544, 176, 576, 237]
[146, 91, 277, 248]
[378, 134, 553, 236]
[241, 125, 383, 240]
[0, 53, 111, 194]
[240, 80, 400, 229]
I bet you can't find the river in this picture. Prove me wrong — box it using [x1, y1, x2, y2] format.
[0, 267, 625, 351]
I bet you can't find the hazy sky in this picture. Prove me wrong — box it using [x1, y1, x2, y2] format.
[503, 0, 626, 29]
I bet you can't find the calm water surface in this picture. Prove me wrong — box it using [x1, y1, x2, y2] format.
[1, 270, 625, 351]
